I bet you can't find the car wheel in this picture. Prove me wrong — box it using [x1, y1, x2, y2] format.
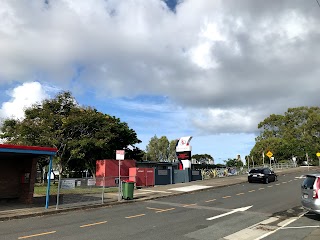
[264, 177, 269, 184]
[248, 180, 252, 183]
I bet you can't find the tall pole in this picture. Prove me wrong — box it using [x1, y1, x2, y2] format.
[45, 155, 53, 209]
[118, 158, 121, 201]
[252, 156, 254, 168]
[262, 152, 265, 166]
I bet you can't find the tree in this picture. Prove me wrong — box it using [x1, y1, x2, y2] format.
[225, 158, 243, 168]
[168, 139, 178, 162]
[251, 107, 320, 165]
[145, 135, 179, 162]
[0, 91, 142, 175]
[192, 154, 214, 164]
[64, 107, 142, 174]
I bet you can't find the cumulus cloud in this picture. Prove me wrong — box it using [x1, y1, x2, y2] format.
[0, 0, 319, 134]
[0, 82, 49, 120]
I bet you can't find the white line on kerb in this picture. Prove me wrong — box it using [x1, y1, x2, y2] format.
[282, 225, 320, 229]
[254, 212, 305, 240]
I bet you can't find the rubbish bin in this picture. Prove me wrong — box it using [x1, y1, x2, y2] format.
[122, 180, 135, 200]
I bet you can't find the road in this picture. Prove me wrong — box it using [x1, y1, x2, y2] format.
[1, 170, 319, 240]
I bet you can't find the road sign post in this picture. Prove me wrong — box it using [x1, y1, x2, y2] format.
[316, 152, 320, 166]
[266, 151, 273, 167]
[116, 150, 125, 201]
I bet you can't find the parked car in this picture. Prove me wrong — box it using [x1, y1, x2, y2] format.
[248, 167, 277, 184]
[301, 174, 320, 214]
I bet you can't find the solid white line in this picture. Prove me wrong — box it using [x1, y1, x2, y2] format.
[281, 225, 320, 229]
[254, 217, 300, 240]
[223, 217, 279, 240]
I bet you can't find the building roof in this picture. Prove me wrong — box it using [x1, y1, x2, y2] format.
[0, 144, 57, 156]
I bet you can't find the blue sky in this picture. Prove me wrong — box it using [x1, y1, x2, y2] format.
[1, 0, 320, 164]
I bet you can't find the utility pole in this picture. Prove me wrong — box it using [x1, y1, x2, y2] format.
[252, 155, 254, 168]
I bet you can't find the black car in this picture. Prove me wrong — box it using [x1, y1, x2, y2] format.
[248, 167, 277, 184]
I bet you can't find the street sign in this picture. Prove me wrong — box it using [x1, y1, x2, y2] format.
[116, 150, 125, 160]
[116, 150, 125, 201]
[266, 151, 273, 158]
[316, 152, 320, 157]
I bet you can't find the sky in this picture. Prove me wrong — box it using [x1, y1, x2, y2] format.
[1, 0, 320, 164]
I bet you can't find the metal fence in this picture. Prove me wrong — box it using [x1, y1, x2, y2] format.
[46, 162, 297, 209]
[200, 162, 297, 180]
[51, 176, 134, 209]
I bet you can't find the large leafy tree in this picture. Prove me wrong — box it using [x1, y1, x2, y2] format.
[168, 139, 178, 162]
[251, 107, 320, 165]
[225, 158, 243, 168]
[145, 136, 177, 162]
[192, 154, 214, 164]
[0, 91, 142, 175]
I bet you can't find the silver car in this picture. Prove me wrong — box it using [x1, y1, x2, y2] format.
[301, 173, 320, 214]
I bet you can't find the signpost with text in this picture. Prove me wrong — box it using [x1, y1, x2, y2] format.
[116, 150, 125, 201]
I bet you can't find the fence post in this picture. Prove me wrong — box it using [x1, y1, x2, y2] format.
[56, 174, 61, 210]
[102, 177, 105, 204]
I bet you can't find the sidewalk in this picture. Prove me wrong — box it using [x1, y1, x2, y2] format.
[0, 166, 318, 222]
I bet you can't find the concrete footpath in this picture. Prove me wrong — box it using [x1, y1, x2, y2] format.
[0, 166, 318, 222]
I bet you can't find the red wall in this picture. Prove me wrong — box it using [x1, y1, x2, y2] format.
[129, 167, 154, 187]
[96, 159, 136, 187]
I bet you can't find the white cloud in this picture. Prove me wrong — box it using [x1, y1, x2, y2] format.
[0, 82, 48, 120]
[0, 0, 319, 137]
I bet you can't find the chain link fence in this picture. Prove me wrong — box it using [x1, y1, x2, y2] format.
[200, 162, 297, 180]
[34, 162, 298, 208]
[50, 176, 134, 209]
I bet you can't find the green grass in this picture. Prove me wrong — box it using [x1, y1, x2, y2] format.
[34, 183, 118, 196]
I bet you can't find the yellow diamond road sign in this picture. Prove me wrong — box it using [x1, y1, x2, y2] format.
[316, 152, 320, 157]
[266, 151, 273, 158]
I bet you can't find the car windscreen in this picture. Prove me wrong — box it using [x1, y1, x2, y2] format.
[302, 176, 316, 189]
[249, 169, 263, 174]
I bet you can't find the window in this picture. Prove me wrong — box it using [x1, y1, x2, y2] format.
[263, 169, 271, 174]
[302, 176, 316, 189]
[249, 169, 263, 174]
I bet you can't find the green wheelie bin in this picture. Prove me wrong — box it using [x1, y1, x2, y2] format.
[122, 180, 135, 200]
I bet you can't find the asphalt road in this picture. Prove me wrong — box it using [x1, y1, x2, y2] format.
[1, 170, 319, 240]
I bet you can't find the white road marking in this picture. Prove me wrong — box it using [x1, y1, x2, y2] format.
[255, 217, 298, 239]
[282, 225, 320, 229]
[259, 217, 279, 225]
[168, 185, 211, 192]
[223, 217, 279, 240]
[206, 206, 252, 221]
[223, 213, 307, 240]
